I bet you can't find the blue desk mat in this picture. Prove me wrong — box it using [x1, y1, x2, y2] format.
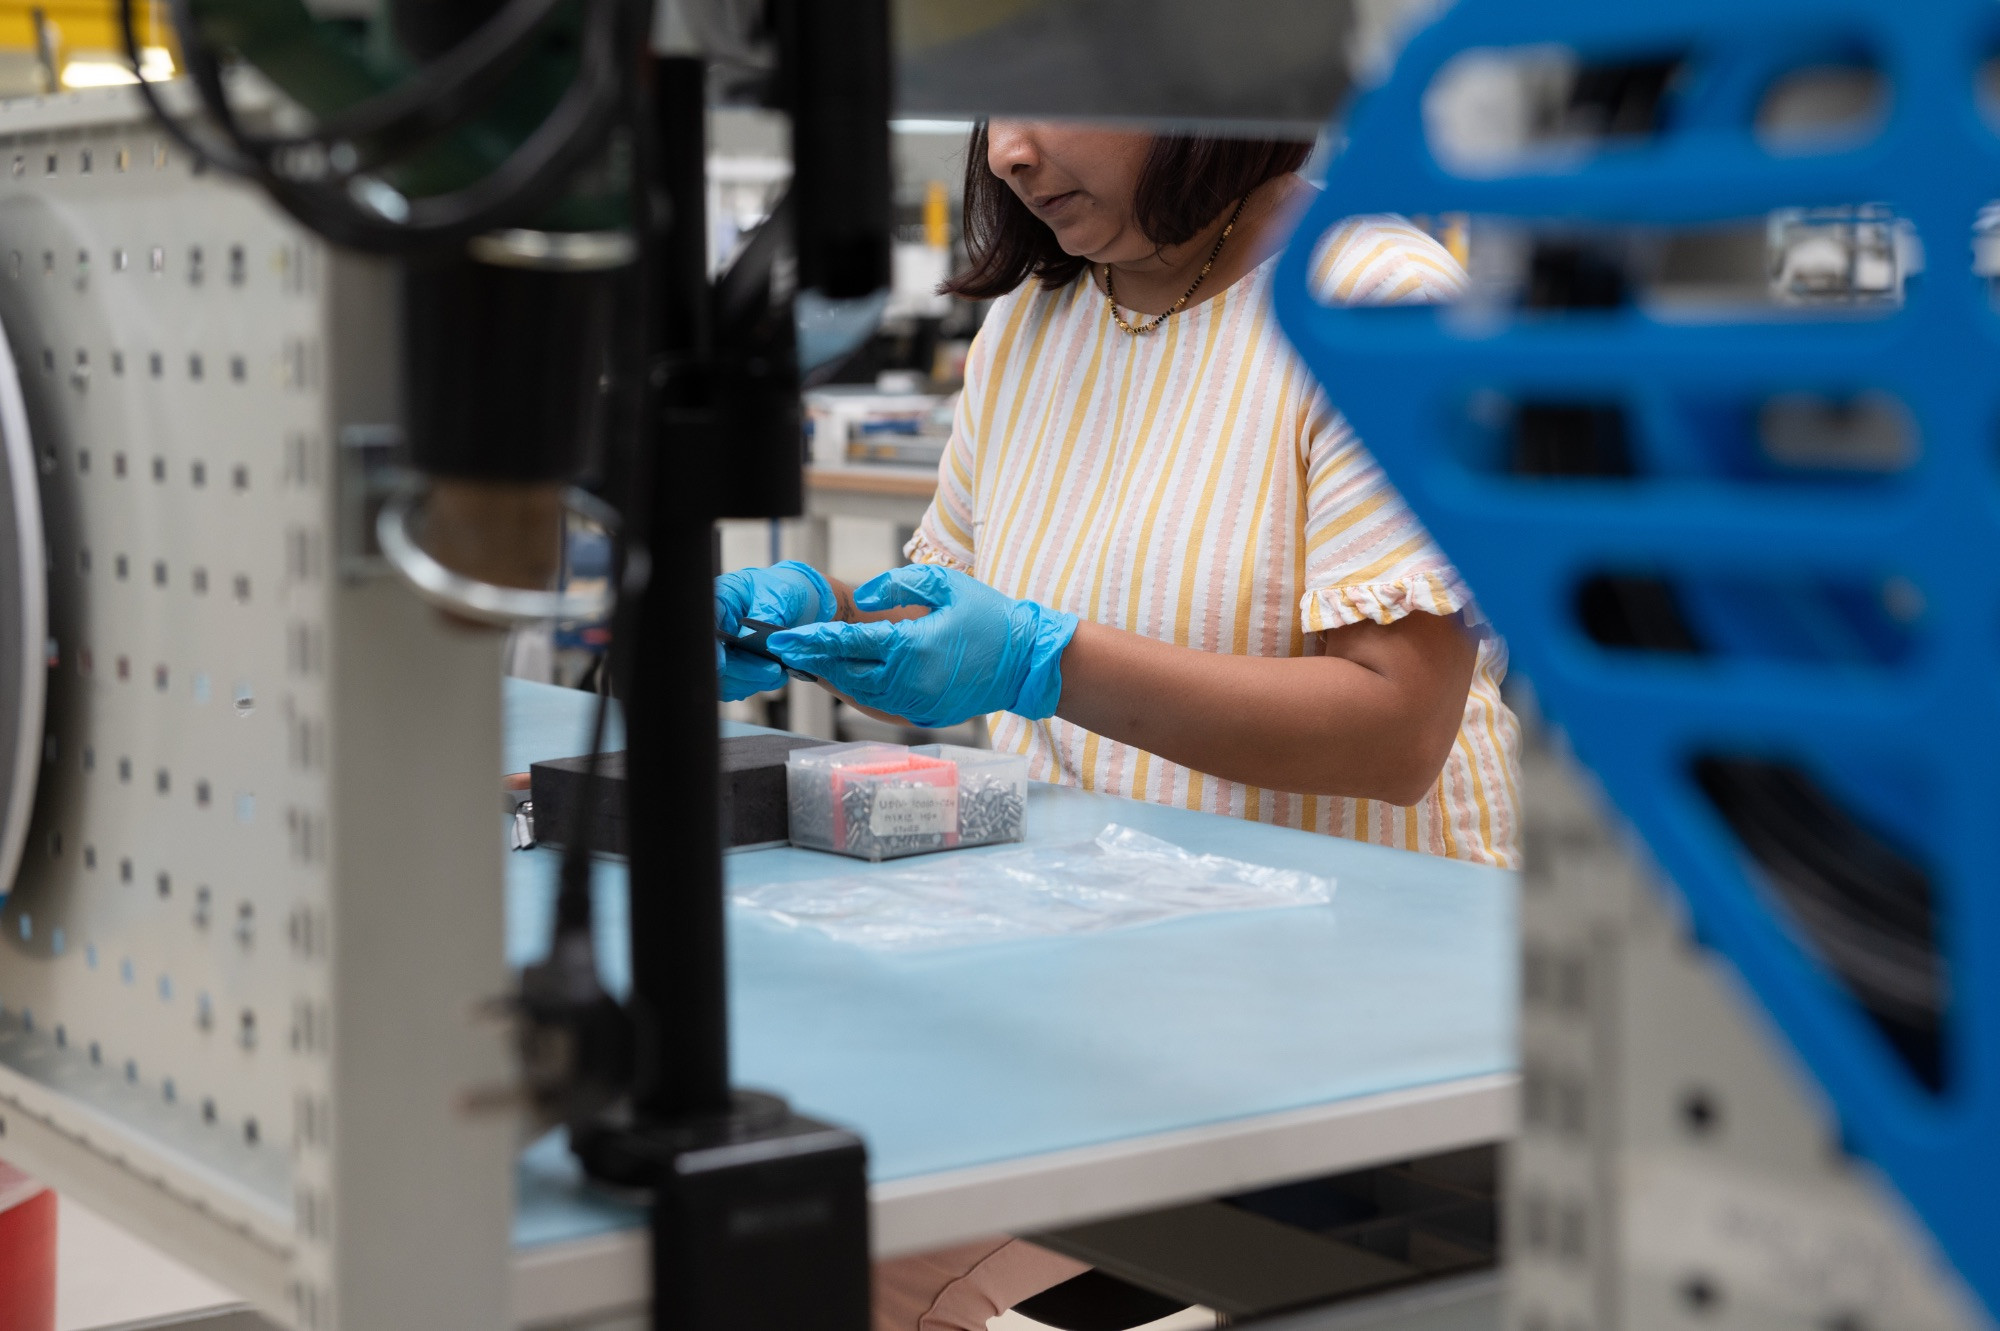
[503, 680, 1516, 1248]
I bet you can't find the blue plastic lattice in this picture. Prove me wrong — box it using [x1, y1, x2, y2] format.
[1274, 0, 2000, 1310]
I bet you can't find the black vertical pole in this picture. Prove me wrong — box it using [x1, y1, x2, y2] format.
[652, 55, 713, 362]
[621, 53, 733, 1122]
[782, 0, 894, 301]
[592, 30, 875, 1331]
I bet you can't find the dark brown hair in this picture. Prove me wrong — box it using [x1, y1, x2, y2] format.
[944, 126, 1313, 300]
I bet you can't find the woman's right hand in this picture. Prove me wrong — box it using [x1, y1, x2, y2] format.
[769, 565, 1077, 727]
[714, 561, 838, 700]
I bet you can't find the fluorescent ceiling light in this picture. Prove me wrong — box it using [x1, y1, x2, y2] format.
[891, 118, 976, 134]
[61, 48, 174, 89]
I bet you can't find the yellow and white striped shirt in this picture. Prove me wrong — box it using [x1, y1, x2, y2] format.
[908, 213, 1522, 867]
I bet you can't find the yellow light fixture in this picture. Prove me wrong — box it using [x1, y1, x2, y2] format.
[923, 180, 949, 250]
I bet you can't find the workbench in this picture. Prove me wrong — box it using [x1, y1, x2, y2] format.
[502, 680, 1517, 1327]
[805, 462, 941, 527]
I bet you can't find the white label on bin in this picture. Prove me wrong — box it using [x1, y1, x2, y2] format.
[869, 785, 956, 838]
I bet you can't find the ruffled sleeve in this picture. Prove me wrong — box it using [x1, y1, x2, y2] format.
[1303, 568, 1478, 633]
[1296, 214, 1479, 635]
[903, 525, 971, 573]
[1297, 394, 1481, 635]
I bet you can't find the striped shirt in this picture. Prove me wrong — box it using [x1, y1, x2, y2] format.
[908, 212, 1522, 868]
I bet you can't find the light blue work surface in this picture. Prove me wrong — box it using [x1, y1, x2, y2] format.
[503, 679, 1516, 1249]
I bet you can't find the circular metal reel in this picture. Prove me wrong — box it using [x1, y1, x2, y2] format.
[0, 310, 47, 902]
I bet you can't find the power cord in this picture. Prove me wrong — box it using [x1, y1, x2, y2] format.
[121, 0, 626, 252]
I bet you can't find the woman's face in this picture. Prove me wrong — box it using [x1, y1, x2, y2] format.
[986, 122, 1155, 265]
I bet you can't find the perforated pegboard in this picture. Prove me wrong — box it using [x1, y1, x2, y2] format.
[0, 88, 516, 1330]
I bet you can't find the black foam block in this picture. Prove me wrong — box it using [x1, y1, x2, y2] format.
[530, 734, 830, 855]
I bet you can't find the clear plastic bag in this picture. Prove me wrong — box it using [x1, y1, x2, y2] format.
[731, 824, 1335, 951]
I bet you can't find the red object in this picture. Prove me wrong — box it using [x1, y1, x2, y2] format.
[0, 1164, 55, 1331]
[829, 754, 958, 851]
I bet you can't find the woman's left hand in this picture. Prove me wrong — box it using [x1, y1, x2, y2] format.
[714, 560, 837, 700]
[770, 566, 1078, 729]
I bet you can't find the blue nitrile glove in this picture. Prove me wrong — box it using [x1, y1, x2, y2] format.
[714, 561, 837, 701]
[769, 565, 1079, 728]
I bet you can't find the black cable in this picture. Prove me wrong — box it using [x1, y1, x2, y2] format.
[1515, 387, 1947, 1086]
[1599, 574, 1946, 1086]
[120, 0, 254, 174]
[1693, 755, 1942, 1086]
[125, 0, 627, 253]
[516, 0, 653, 1129]
[553, 661, 616, 935]
[246, 0, 620, 249]
[216, 0, 571, 161]
[1696, 755, 1944, 1015]
[541, 0, 656, 1046]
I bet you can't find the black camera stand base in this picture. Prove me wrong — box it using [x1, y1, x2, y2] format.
[575, 1092, 871, 1331]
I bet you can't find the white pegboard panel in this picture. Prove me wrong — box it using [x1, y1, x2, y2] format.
[1509, 733, 1980, 1331]
[0, 88, 516, 1330]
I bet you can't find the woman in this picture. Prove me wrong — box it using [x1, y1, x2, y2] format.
[717, 122, 1521, 1327]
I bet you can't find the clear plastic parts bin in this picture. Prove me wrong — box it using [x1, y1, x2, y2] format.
[786, 741, 1028, 860]
[913, 743, 1028, 848]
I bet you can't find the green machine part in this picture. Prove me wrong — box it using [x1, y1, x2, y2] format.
[182, 0, 627, 235]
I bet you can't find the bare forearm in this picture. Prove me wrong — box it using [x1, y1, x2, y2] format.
[1055, 617, 1476, 804]
[816, 576, 924, 726]
[824, 576, 920, 625]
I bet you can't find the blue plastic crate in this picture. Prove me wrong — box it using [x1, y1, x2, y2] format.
[1275, 0, 2000, 1309]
